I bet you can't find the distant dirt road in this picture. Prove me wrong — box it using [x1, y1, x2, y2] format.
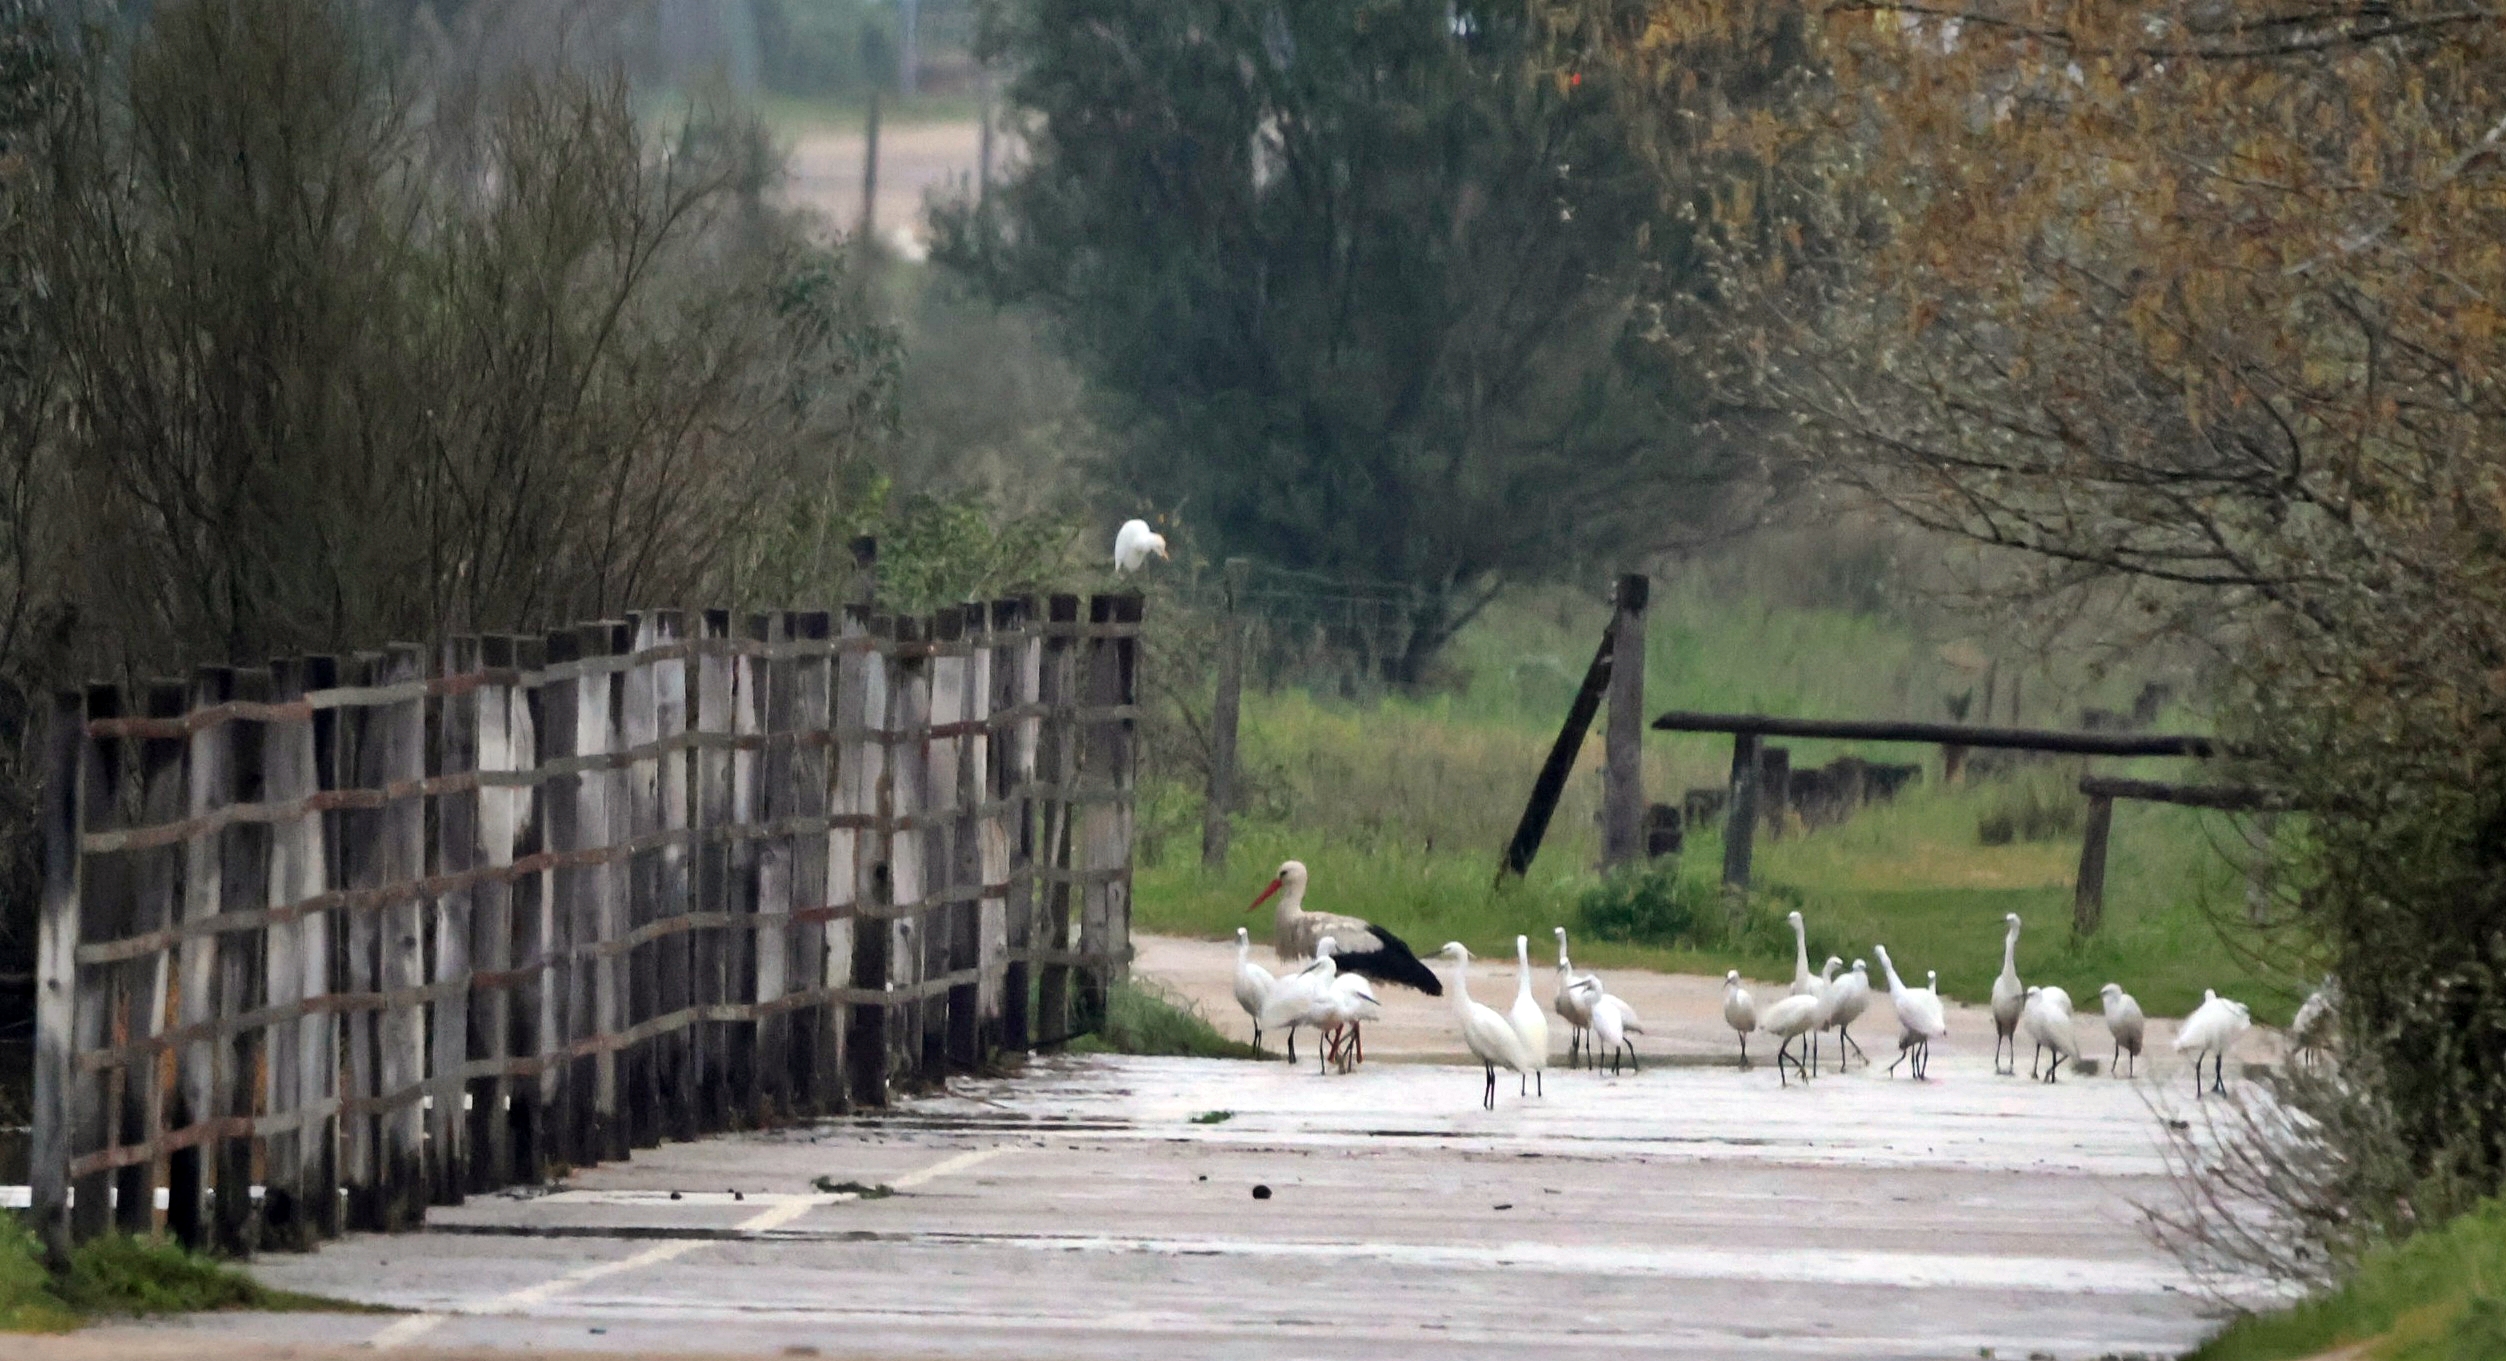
[782, 119, 985, 257]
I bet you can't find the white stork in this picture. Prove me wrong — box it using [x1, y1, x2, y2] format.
[1246, 860, 1442, 996]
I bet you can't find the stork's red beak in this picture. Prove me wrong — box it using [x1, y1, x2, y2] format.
[1245, 878, 1283, 912]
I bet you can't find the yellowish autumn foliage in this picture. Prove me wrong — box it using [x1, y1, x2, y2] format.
[1565, 0, 2506, 1265]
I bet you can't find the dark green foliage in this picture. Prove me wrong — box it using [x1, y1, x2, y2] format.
[1577, 865, 1830, 961]
[1062, 979, 1260, 1059]
[939, 0, 1733, 681]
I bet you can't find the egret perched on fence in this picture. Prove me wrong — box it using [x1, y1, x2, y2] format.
[1114, 518, 1168, 572]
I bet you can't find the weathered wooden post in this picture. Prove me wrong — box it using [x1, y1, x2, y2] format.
[32, 690, 84, 1264]
[464, 638, 521, 1193]
[377, 644, 429, 1228]
[506, 635, 553, 1185]
[1722, 733, 1762, 899]
[1203, 557, 1248, 868]
[338, 653, 385, 1229]
[647, 611, 697, 1140]
[1601, 574, 1651, 871]
[752, 612, 794, 1121]
[790, 609, 837, 1108]
[431, 640, 480, 1206]
[171, 667, 236, 1247]
[534, 630, 584, 1171]
[617, 616, 661, 1144]
[2074, 792, 2114, 937]
[844, 611, 897, 1108]
[1034, 595, 1081, 1042]
[1498, 613, 1616, 881]
[125, 681, 187, 1237]
[998, 598, 1041, 1052]
[691, 611, 735, 1129]
[65, 684, 119, 1246]
[217, 668, 274, 1250]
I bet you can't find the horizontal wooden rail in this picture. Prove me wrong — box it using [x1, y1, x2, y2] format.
[2078, 775, 2287, 812]
[1649, 709, 2219, 758]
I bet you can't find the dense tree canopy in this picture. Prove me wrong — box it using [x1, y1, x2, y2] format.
[940, 0, 1746, 680]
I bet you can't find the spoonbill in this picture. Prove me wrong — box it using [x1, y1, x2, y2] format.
[1113, 519, 1169, 572]
[2291, 975, 2339, 1067]
[1824, 959, 1874, 1069]
[1757, 991, 1825, 1088]
[1232, 927, 1276, 1054]
[1247, 861, 1442, 994]
[1508, 935, 1550, 1096]
[1874, 945, 1947, 1079]
[1590, 993, 1643, 1074]
[2099, 982, 2144, 1077]
[2175, 988, 2252, 1097]
[1436, 942, 1538, 1109]
[2026, 984, 2075, 1079]
[1258, 937, 1338, 1064]
[1991, 913, 2025, 1076]
[1722, 971, 1757, 1069]
[1551, 927, 1602, 1068]
[1321, 966, 1382, 1073]
[2022, 985, 2080, 1083]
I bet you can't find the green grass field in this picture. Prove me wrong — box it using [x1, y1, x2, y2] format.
[2189, 1193, 2506, 1360]
[1135, 582, 2294, 1023]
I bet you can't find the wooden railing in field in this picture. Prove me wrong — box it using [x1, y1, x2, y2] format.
[28, 594, 1142, 1258]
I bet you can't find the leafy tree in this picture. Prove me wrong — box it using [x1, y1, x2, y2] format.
[1590, 0, 2506, 1250]
[938, 0, 1736, 681]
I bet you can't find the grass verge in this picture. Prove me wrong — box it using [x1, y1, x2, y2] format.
[2190, 1194, 2506, 1361]
[2, 1216, 381, 1332]
[1060, 979, 1263, 1060]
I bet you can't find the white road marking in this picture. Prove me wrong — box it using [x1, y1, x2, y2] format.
[368, 1143, 1018, 1350]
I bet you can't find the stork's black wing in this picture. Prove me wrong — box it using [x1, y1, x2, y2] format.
[1329, 922, 1443, 996]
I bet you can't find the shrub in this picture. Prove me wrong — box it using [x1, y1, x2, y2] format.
[1576, 866, 1839, 965]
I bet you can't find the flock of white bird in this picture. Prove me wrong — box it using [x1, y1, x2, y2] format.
[1232, 860, 2325, 1109]
[1136, 523, 2322, 1109]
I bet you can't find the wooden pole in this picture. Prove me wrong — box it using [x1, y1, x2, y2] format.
[859, 91, 881, 244]
[67, 686, 118, 1245]
[1722, 733, 1762, 897]
[1600, 574, 1650, 871]
[1202, 558, 1247, 868]
[751, 613, 793, 1122]
[1497, 615, 1616, 881]
[170, 667, 235, 1247]
[32, 690, 85, 1265]
[376, 644, 429, 1228]
[125, 681, 186, 1237]
[465, 638, 518, 1193]
[790, 610, 837, 1108]
[2074, 793, 2115, 937]
[1649, 709, 2220, 758]
[338, 654, 384, 1230]
[692, 611, 735, 1129]
[216, 668, 272, 1251]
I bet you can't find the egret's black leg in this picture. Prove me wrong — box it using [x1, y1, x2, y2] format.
[1739, 1035, 1750, 1070]
[1483, 1063, 1497, 1109]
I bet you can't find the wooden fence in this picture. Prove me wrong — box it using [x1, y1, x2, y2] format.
[28, 595, 1142, 1259]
